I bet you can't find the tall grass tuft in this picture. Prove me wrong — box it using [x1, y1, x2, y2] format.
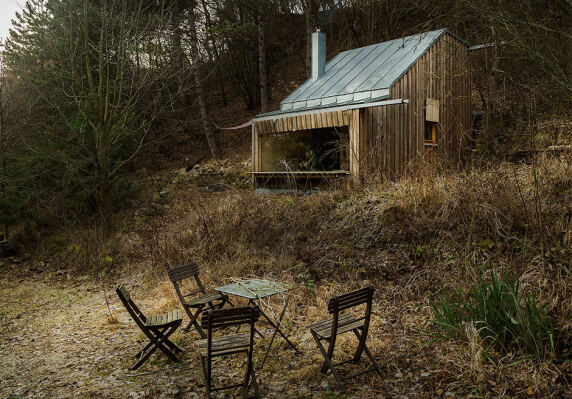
[430, 271, 554, 359]
[430, 289, 469, 340]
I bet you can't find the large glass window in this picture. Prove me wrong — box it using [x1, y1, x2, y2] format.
[261, 126, 349, 172]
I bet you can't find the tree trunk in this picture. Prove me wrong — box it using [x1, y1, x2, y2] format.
[258, 12, 269, 113]
[201, 0, 227, 106]
[485, 27, 498, 154]
[189, 8, 220, 158]
[96, 126, 112, 230]
[0, 66, 6, 240]
[304, 0, 317, 77]
[171, 13, 185, 94]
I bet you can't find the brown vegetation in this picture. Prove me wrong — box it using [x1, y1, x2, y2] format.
[3, 150, 567, 397]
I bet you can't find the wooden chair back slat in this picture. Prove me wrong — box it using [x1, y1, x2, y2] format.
[167, 262, 200, 282]
[116, 284, 146, 323]
[183, 290, 204, 298]
[327, 286, 374, 313]
[201, 306, 260, 330]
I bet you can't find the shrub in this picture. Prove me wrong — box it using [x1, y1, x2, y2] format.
[429, 271, 554, 359]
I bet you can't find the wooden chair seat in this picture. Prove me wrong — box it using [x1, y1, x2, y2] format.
[145, 309, 183, 327]
[308, 314, 364, 339]
[185, 292, 225, 307]
[195, 333, 249, 357]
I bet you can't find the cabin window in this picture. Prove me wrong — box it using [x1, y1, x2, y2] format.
[424, 122, 438, 145]
[260, 126, 349, 172]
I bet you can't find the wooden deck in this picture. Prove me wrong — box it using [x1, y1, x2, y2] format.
[251, 171, 350, 192]
[251, 171, 350, 177]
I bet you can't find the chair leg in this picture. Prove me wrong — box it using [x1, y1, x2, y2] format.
[155, 325, 183, 353]
[352, 330, 383, 378]
[185, 305, 206, 338]
[320, 336, 336, 374]
[249, 363, 260, 398]
[135, 329, 181, 359]
[199, 355, 211, 399]
[311, 330, 344, 390]
[132, 349, 154, 370]
[132, 324, 181, 369]
[241, 355, 251, 397]
[155, 325, 181, 362]
[362, 342, 383, 378]
[135, 340, 155, 359]
[352, 328, 367, 363]
[165, 340, 183, 354]
[139, 327, 182, 356]
[132, 340, 162, 370]
[133, 330, 168, 369]
[242, 351, 260, 398]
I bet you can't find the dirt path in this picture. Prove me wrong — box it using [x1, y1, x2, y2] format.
[0, 275, 398, 399]
[0, 275, 200, 398]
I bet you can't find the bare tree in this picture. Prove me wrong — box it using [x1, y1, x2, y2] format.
[188, 1, 220, 158]
[258, 8, 270, 113]
[0, 47, 8, 240]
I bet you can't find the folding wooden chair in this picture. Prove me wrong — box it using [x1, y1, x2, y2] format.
[195, 306, 261, 399]
[308, 286, 383, 389]
[116, 285, 183, 370]
[168, 262, 230, 338]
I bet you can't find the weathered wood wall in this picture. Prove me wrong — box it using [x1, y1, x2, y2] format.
[254, 110, 350, 134]
[360, 33, 471, 179]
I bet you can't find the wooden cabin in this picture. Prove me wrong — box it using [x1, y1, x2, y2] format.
[252, 29, 471, 192]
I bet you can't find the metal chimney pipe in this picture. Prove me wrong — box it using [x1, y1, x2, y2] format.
[312, 30, 326, 81]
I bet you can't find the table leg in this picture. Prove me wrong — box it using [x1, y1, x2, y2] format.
[251, 299, 299, 353]
[259, 297, 289, 370]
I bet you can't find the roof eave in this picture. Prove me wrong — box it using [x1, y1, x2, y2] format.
[253, 97, 407, 122]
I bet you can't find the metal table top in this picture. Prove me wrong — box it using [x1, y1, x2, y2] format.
[215, 279, 291, 299]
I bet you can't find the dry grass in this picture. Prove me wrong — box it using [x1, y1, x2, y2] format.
[103, 314, 119, 325]
[464, 322, 486, 386]
[148, 153, 568, 395]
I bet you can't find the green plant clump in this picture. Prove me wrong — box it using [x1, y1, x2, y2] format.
[429, 271, 554, 358]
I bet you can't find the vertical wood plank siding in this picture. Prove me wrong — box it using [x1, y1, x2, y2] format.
[360, 33, 471, 179]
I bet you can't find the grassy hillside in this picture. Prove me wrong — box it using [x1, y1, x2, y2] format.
[9, 150, 566, 396]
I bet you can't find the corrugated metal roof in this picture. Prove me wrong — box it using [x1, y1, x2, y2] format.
[278, 28, 465, 113]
